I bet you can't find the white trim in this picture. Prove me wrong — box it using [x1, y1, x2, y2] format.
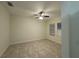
[10, 39, 45, 45]
[0, 46, 9, 57]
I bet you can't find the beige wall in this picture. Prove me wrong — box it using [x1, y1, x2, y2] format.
[46, 17, 61, 44]
[10, 14, 61, 45]
[0, 4, 10, 57]
[10, 15, 46, 45]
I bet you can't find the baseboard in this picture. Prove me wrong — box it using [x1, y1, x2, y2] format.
[48, 39, 61, 45]
[0, 46, 9, 57]
[10, 39, 45, 45]
[10, 38, 61, 45]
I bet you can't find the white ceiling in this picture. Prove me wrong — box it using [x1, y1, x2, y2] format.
[0, 1, 62, 19]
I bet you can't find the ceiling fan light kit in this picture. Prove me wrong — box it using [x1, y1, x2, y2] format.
[34, 11, 50, 20]
[39, 16, 43, 20]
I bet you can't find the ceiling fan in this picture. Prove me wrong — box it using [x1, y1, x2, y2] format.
[34, 11, 50, 20]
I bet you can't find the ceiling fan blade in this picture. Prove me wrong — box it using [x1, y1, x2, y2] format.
[44, 15, 49, 17]
[7, 2, 14, 7]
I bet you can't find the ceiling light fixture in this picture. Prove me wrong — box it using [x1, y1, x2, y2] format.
[34, 11, 50, 20]
[39, 16, 43, 20]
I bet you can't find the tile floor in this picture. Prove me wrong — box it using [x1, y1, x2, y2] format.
[2, 39, 61, 58]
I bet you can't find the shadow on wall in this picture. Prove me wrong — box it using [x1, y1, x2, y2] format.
[70, 11, 79, 58]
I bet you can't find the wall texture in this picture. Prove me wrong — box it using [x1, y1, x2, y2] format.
[10, 15, 46, 45]
[0, 4, 10, 57]
[62, 2, 79, 58]
[70, 11, 79, 58]
[66, 2, 79, 57]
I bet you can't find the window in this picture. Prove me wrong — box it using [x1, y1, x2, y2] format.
[57, 22, 61, 30]
[49, 24, 55, 36]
